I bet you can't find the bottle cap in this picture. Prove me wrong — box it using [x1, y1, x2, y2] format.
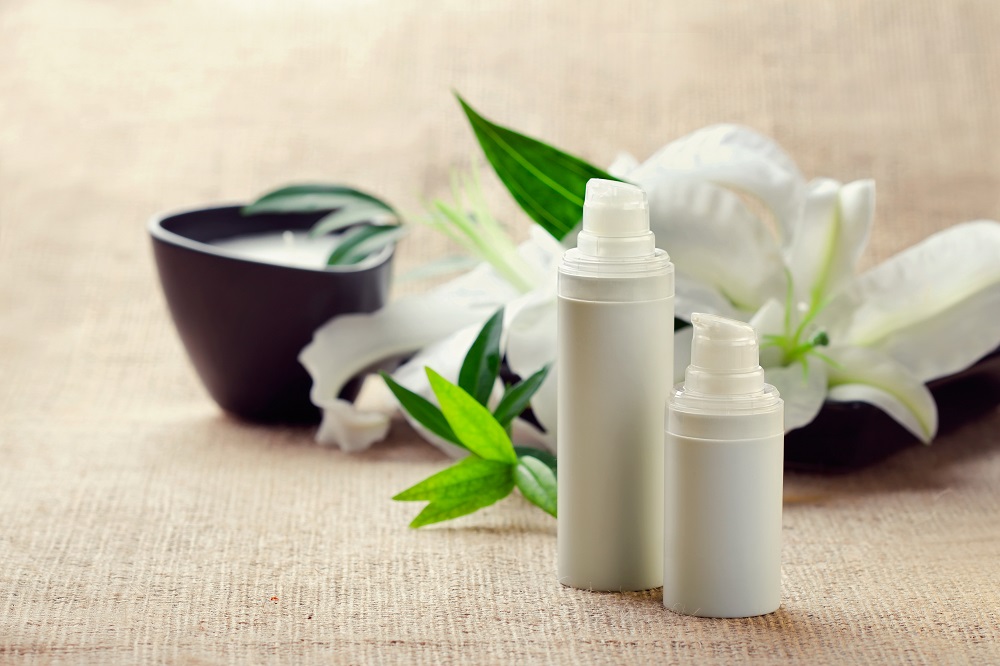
[684, 313, 765, 395]
[577, 179, 656, 258]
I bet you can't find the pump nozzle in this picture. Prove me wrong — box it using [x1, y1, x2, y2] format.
[577, 179, 655, 258]
[684, 313, 765, 395]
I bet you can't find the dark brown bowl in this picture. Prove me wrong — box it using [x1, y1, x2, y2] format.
[149, 205, 393, 423]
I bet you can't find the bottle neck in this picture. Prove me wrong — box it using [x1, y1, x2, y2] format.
[683, 366, 765, 395]
[575, 229, 656, 258]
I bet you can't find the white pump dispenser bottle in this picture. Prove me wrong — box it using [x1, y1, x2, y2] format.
[557, 179, 674, 591]
[664, 313, 784, 617]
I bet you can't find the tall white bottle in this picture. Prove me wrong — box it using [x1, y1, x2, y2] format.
[557, 179, 674, 591]
[664, 313, 784, 617]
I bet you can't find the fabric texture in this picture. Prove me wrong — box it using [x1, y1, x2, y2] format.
[1, 1, 998, 663]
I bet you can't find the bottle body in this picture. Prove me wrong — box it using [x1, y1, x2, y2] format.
[664, 401, 784, 617]
[557, 274, 673, 591]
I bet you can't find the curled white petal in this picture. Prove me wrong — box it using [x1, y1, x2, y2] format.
[315, 399, 391, 452]
[674, 273, 741, 322]
[786, 179, 875, 307]
[824, 346, 938, 443]
[388, 324, 484, 458]
[300, 262, 520, 451]
[749, 298, 787, 337]
[389, 324, 478, 391]
[845, 220, 1000, 382]
[628, 124, 806, 244]
[763, 357, 828, 432]
[642, 177, 785, 312]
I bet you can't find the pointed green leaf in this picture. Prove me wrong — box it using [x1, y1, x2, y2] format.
[458, 308, 504, 405]
[456, 93, 619, 241]
[379, 372, 463, 448]
[408, 479, 514, 528]
[326, 225, 407, 265]
[393, 457, 515, 528]
[493, 365, 550, 427]
[426, 368, 517, 464]
[514, 447, 557, 476]
[309, 203, 398, 238]
[514, 456, 557, 517]
[393, 456, 512, 502]
[242, 183, 395, 216]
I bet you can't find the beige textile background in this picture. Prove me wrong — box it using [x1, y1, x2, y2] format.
[1, 1, 999, 663]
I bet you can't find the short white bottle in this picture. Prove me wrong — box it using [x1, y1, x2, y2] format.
[663, 313, 784, 617]
[557, 179, 674, 592]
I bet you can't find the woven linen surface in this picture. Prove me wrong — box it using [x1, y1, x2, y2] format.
[1, 1, 999, 663]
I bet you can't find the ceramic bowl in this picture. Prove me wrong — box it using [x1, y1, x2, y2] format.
[149, 205, 393, 423]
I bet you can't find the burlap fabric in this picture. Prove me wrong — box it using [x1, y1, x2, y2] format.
[1, 1, 998, 663]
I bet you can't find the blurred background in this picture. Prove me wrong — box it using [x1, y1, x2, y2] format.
[1, 0, 998, 410]
[2, 4, 999, 660]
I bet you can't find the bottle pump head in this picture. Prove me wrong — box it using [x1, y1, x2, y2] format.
[684, 313, 765, 395]
[577, 179, 656, 258]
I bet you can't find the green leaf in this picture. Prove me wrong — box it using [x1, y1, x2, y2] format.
[514, 456, 557, 518]
[309, 203, 398, 238]
[393, 456, 513, 502]
[426, 368, 518, 464]
[458, 308, 504, 405]
[493, 365, 550, 428]
[242, 183, 395, 216]
[393, 456, 515, 528]
[408, 481, 514, 528]
[456, 93, 619, 241]
[326, 225, 408, 265]
[379, 372, 463, 448]
[513, 447, 557, 476]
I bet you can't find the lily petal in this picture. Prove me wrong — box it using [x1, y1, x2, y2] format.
[504, 286, 559, 450]
[389, 323, 492, 458]
[627, 124, 806, 244]
[749, 298, 789, 368]
[786, 179, 875, 308]
[300, 262, 520, 450]
[641, 177, 786, 313]
[749, 297, 787, 336]
[674, 273, 741, 322]
[824, 346, 938, 443]
[763, 357, 828, 432]
[376, 231, 562, 458]
[845, 220, 1000, 382]
[315, 399, 391, 452]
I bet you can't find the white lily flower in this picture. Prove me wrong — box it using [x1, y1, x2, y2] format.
[508, 126, 1000, 446]
[622, 126, 1000, 443]
[303, 123, 1000, 453]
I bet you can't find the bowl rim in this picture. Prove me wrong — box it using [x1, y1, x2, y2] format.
[148, 202, 395, 274]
